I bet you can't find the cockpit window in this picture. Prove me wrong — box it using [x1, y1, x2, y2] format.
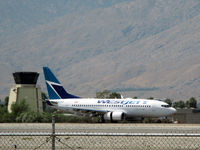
[161, 105, 170, 108]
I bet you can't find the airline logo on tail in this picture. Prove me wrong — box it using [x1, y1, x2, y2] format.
[43, 67, 79, 99]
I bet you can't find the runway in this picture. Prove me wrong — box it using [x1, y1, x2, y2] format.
[1, 123, 200, 133]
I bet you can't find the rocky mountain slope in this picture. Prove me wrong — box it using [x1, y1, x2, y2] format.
[0, 0, 200, 100]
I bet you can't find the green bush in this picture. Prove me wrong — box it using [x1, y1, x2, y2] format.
[16, 112, 39, 123]
[11, 99, 29, 117]
[186, 97, 197, 108]
[164, 99, 172, 107]
[173, 101, 185, 108]
[96, 90, 121, 99]
[41, 112, 52, 123]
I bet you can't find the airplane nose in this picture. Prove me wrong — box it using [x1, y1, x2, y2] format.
[171, 108, 177, 114]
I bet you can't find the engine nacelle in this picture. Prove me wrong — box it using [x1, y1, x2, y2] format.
[103, 112, 125, 121]
[103, 112, 112, 120]
[112, 112, 125, 121]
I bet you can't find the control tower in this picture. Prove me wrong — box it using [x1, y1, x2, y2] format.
[8, 72, 43, 113]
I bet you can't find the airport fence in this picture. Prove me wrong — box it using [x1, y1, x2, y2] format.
[0, 132, 200, 150]
[1, 115, 200, 150]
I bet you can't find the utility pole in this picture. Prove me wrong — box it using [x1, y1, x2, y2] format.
[52, 114, 55, 150]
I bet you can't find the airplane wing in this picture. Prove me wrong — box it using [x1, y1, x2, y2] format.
[70, 107, 108, 117]
[73, 107, 108, 113]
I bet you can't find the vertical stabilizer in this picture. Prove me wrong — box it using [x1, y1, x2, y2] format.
[43, 67, 79, 99]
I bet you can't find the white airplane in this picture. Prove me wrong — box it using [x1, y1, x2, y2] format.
[43, 67, 176, 122]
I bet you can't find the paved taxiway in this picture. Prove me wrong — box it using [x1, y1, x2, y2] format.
[1, 123, 200, 133]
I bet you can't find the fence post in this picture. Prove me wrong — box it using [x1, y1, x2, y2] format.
[52, 114, 55, 150]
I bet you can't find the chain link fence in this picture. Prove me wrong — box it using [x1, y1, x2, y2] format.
[1, 115, 200, 150]
[0, 132, 200, 150]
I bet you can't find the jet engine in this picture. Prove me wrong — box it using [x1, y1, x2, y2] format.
[103, 112, 125, 121]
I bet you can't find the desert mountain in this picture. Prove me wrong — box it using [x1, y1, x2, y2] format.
[0, 0, 200, 100]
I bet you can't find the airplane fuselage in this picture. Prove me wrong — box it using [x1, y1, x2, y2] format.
[50, 98, 176, 118]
